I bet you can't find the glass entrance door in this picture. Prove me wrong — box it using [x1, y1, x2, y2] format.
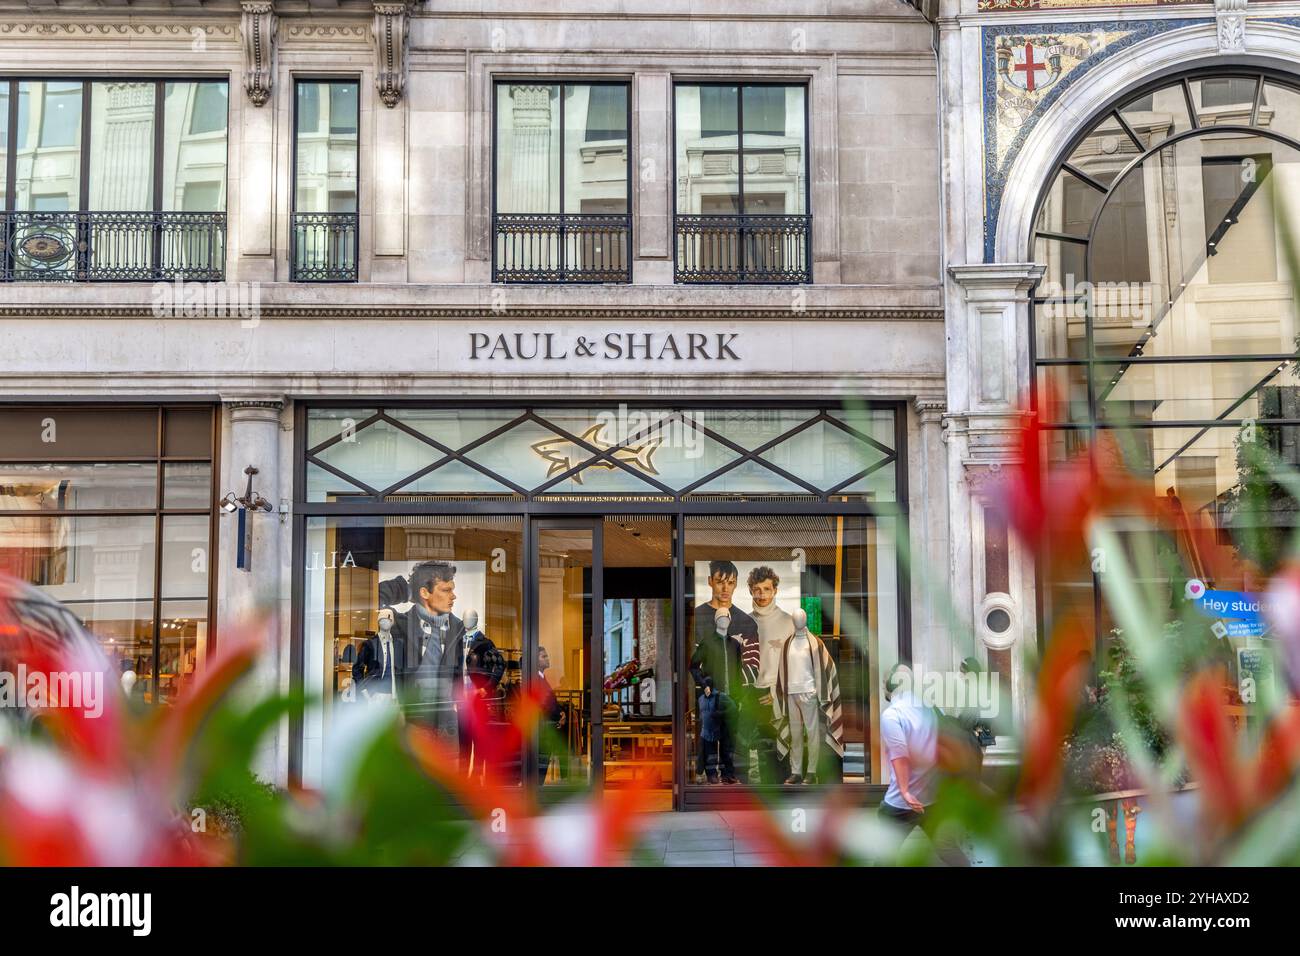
[531, 517, 675, 808]
[532, 520, 602, 792]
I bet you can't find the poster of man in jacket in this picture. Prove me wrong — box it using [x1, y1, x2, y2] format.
[375, 559, 488, 751]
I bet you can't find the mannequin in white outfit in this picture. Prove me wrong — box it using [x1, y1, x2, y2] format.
[784, 608, 820, 784]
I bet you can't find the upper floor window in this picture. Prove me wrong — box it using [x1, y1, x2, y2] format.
[291, 79, 359, 282]
[493, 81, 631, 283]
[674, 82, 810, 283]
[0, 79, 227, 281]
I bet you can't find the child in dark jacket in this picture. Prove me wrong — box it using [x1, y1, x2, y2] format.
[696, 677, 735, 784]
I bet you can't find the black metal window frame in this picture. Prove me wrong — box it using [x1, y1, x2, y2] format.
[0, 76, 229, 282]
[290, 76, 361, 283]
[671, 79, 813, 284]
[0, 403, 220, 704]
[287, 398, 911, 802]
[1028, 66, 1300, 651]
[491, 78, 634, 284]
[299, 402, 900, 506]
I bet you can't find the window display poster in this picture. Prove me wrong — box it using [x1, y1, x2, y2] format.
[801, 596, 822, 635]
[693, 560, 802, 616]
[378, 559, 487, 626]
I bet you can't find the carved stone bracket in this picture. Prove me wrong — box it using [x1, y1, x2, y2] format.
[373, 1, 413, 108]
[963, 460, 1009, 503]
[914, 397, 947, 424]
[240, 1, 278, 108]
[1216, 0, 1247, 54]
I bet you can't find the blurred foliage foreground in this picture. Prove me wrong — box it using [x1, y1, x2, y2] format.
[3, 413, 1300, 866]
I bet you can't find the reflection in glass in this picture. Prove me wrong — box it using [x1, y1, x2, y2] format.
[15, 81, 83, 211]
[675, 85, 739, 215]
[163, 462, 211, 510]
[495, 84, 561, 215]
[0, 84, 7, 201]
[161, 515, 209, 601]
[685, 515, 897, 787]
[294, 81, 358, 213]
[163, 82, 228, 212]
[0, 462, 157, 510]
[0, 515, 157, 692]
[312, 418, 442, 493]
[1097, 361, 1300, 425]
[303, 515, 525, 791]
[564, 84, 628, 215]
[89, 82, 155, 211]
[305, 406, 899, 501]
[741, 85, 806, 215]
[1036, 72, 1300, 664]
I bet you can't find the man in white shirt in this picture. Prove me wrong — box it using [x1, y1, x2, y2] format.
[878, 663, 969, 865]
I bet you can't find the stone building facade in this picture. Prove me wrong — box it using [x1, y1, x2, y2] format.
[0, 0, 1293, 807]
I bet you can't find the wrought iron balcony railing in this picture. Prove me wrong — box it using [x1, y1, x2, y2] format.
[291, 212, 359, 282]
[1, 210, 226, 281]
[674, 214, 811, 284]
[493, 213, 631, 283]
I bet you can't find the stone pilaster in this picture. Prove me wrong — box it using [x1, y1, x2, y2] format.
[945, 263, 1043, 756]
[221, 395, 286, 784]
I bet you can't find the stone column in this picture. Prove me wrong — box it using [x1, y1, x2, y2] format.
[909, 396, 953, 676]
[221, 395, 286, 783]
[945, 263, 1043, 762]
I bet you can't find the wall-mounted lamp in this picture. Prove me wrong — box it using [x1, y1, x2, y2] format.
[221, 466, 274, 515]
[222, 467, 273, 573]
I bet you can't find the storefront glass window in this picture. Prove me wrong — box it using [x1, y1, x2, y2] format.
[0, 406, 215, 704]
[299, 404, 904, 801]
[684, 515, 899, 786]
[303, 515, 525, 788]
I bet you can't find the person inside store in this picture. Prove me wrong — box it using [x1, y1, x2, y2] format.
[535, 644, 566, 784]
[691, 561, 760, 783]
[877, 663, 970, 866]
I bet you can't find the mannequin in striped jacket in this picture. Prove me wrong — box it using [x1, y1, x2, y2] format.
[773, 608, 844, 785]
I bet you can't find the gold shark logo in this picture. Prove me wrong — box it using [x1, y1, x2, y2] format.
[531, 424, 662, 484]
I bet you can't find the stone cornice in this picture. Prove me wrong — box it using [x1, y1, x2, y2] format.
[0, 371, 947, 401]
[0, 21, 238, 37]
[0, 303, 945, 321]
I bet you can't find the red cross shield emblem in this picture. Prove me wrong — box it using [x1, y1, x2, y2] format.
[997, 39, 1062, 94]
